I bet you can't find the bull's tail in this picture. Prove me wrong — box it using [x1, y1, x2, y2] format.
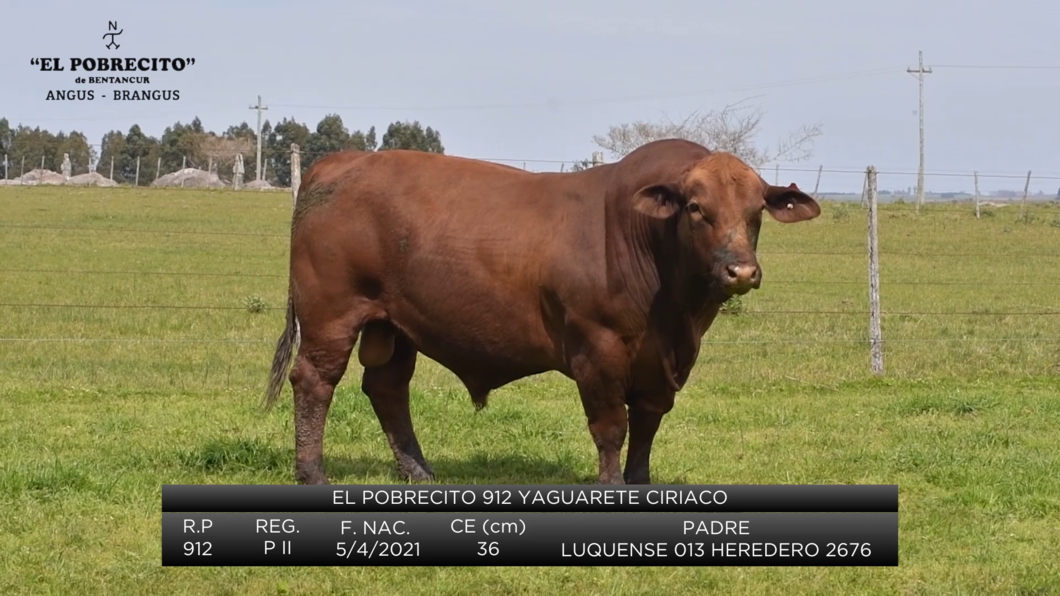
[263, 287, 300, 411]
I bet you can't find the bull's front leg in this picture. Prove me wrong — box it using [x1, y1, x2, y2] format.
[568, 327, 631, 485]
[623, 394, 674, 484]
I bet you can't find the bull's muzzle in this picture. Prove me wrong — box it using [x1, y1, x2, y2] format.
[722, 263, 762, 295]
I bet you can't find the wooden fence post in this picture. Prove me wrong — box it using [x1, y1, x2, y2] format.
[135, 156, 141, 187]
[3, 154, 7, 181]
[866, 166, 883, 376]
[812, 165, 822, 199]
[109, 156, 114, 182]
[1020, 170, 1032, 220]
[290, 143, 301, 210]
[20, 156, 25, 184]
[974, 170, 980, 219]
[591, 152, 604, 167]
[156, 157, 161, 182]
[180, 156, 187, 188]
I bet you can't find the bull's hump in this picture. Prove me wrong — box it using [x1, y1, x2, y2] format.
[611, 139, 712, 186]
[625, 138, 709, 156]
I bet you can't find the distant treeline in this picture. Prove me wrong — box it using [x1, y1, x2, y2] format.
[0, 115, 444, 186]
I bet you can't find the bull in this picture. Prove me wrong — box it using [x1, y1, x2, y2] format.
[264, 138, 820, 485]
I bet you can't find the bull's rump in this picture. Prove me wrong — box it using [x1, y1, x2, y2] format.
[293, 150, 603, 379]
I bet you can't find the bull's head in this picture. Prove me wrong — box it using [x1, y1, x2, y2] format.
[631, 152, 820, 297]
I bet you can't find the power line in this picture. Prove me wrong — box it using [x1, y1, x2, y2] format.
[268, 67, 904, 112]
[0, 108, 245, 124]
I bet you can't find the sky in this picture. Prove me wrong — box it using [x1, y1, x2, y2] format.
[1, 0, 1057, 194]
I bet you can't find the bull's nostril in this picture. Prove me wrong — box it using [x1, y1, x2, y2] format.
[726, 264, 740, 279]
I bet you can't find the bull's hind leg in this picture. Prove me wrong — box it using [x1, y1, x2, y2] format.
[289, 320, 359, 485]
[361, 328, 434, 482]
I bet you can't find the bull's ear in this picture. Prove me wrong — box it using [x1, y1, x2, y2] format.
[764, 182, 820, 223]
[631, 183, 686, 220]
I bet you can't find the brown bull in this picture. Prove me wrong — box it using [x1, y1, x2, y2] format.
[264, 138, 820, 485]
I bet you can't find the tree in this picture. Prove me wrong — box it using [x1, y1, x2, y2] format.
[266, 117, 311, 187]
[349, 126, 377, 152]
[590, 98, 822, 169]
[122, 125, 160, 185]
[9, 125, 57, 172]
[0, 118, 11, 158]
[224, 122, 256, 142]
[305, 114, 352, 159]
[379, 121, 444, 153]
[304, 114, 382, 169]
[158, 118, 208, 174]
[0, 119, 9, 179]
[194, 121, 256, 180]
[97, 130, 128, 181]
[0, 114, 450, 185]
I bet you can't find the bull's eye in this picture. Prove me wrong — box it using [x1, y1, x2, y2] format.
[687, 202, 701, 213]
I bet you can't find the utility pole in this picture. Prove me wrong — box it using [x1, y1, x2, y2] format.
[249, 95, 268, 182]
[907, 50, 932, 213]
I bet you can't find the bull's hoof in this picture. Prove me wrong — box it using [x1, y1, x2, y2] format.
[295, 461, 330, 485]
[398, 462, 435, 483]
[623, 473, 651, 485]
[296, 474, 330, 485]
[623, 465, 651, 484]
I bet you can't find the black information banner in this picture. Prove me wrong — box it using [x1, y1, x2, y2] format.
[161, 485, 898, 566]
[162, 484, 898, 513]
[162, 512, 897, 566]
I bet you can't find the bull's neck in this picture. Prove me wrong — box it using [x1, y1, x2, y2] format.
[605, 204, 715, 325]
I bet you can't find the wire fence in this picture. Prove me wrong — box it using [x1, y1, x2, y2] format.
[2, 153, 1059, 381]
[4, 146, 1060, 199]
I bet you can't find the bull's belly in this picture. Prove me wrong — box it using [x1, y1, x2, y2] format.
[384, 292, 563, 390]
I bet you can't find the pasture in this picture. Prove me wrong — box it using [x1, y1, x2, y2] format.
[1, 184, 1059, 595]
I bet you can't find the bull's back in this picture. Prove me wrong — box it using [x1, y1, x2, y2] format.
[294, 150, 604, 377]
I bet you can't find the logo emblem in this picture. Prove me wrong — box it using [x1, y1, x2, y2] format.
[103, 21, 122, 50]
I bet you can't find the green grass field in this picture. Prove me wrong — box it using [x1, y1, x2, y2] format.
[1, 185, 1058, 595]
